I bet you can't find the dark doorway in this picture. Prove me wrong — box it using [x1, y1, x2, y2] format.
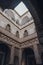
[0, 41, 10, 65]
[22, 48, 36, 65]
[14, 56, 19, 65]
[41, 53, 43, 64]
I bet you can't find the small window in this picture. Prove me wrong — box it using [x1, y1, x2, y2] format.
[16, 19, 19, 25]
[6, 24, 11, 32]
[16, 31, 19, 38]
[24, 30, 28, 37]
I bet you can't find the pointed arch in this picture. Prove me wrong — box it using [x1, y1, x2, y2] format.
[6, 24, 11, 32]
[16, 31, 19, 38]
[4, 9, 15, 21]
[21, 16, 32, 25]
[22, 47, 36, 65]
[24, 30, 28, 37]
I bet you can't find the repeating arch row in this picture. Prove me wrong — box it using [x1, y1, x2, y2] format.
[4, 9, 33, 25]
[5, 24, 28, 38]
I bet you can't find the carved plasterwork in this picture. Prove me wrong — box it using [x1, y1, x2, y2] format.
[0, 32, 20, 47]
[20, 38, 39, 48]
[0, 32, 39, 48]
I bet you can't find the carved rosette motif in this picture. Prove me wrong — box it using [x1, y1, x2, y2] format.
[0, 32, 39, 48]
[20, 38, 39, 48]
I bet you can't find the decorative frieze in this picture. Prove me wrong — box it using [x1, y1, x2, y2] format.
[21, 38, 39, 48]
[0, 32, 20, 47]
[0, 32, 39, 48]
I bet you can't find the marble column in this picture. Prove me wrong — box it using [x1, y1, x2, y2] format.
[19, 48, 22, 65]
[33, 44, 42, 64]
[9, 46, 15, 65]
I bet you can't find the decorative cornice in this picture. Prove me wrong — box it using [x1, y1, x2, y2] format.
[0, 32, 21, 48]
[0, 32, 39, 48]
[0, 27, 39, 48]
[0, 27, 38, 43]
[20, 38, 39, 48]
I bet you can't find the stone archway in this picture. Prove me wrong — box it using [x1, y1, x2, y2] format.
[22, 48, 36, 65]
[0, 41, 10, 65]
[22, 0, 42, 44]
